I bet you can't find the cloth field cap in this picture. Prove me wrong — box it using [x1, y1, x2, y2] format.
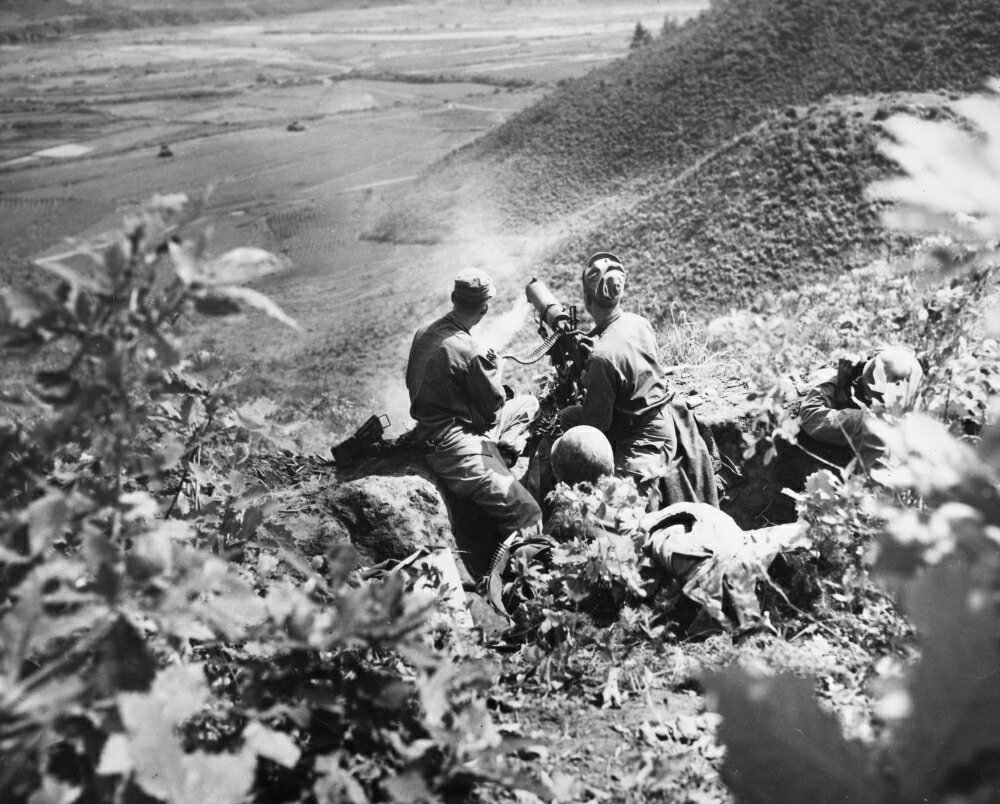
[453, 267, 496, 306]
[582, 251, 626, 308]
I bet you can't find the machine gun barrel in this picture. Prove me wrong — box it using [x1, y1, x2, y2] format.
[519, 278, 589, 413]
[526, 278, 573, 333]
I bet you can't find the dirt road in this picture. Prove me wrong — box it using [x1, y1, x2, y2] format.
[0, 1, 706, 437]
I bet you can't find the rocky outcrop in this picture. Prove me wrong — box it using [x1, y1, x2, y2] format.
[321, 443, 505, 584]
[325, 473, 454, 567]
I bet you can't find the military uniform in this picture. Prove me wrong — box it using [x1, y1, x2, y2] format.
[560, 310, 676, 485]
[557, 252, 719, 510]
[798, 356, 888, 466]
[772, 350, 923, 521]
[406, 312, 541, 537]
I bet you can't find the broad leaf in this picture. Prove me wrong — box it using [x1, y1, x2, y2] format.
[869, 89, 1000, 245]
[10, 676, 86, 723]
[32, 253, 107, 293]
[1, 560, 108, 675]
[0, 287, 47, 327]
[198, 247, 290, 286]
[198, 286, 301, 330]
[242, 721, 301, 768]
[23, 493, 72, 556]
[114, 664, 256, 803]
[93, 615, 158, 694]
[706, 668, 882, 804]
[26, 775, 79, 804]
[171, 751, 256, 804]
[893, 560, 1000, 800]
[313, 755, 370, 804]
[97, 734, 133, 776]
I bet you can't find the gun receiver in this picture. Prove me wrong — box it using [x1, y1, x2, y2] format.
[525, 278, 590, 409]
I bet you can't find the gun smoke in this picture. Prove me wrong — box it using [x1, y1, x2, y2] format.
[376, 199, 554, 436]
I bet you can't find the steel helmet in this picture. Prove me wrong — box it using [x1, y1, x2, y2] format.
[551, 425, 615, 485]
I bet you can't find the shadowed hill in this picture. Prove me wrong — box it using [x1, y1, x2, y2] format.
[465, 0, 1000, 222]
[368, 0, 1000, 317]
[539, 94, 957, 319]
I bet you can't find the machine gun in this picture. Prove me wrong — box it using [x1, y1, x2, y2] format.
[500, 279, 591, 431]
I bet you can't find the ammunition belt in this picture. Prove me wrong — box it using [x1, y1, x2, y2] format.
[500, 331, 561, 365]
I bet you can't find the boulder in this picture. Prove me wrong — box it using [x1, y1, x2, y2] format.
[328, 440, 508, 581]
[325, 473, 458, 568]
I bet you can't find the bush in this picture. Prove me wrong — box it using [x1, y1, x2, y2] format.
[704, 81, 1000, 804]
[0, 195, 498, 803]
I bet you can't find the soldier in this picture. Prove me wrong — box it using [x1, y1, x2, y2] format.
[558, 252, 718, 509]
[797, 345, 923, 468]
[406, 268, 542, 572]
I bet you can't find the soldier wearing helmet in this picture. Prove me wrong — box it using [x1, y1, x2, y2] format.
[557, 252, 718, 509]
[797, 345, 924, 467]
[406, 268, 542, 574]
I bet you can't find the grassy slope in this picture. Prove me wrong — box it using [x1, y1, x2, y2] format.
[474, 0, 1000, 214]
[541, 95, 955, 318]
[382, 0, 1000, 315]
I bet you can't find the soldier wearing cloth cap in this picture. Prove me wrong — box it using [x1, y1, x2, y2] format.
[406, 269, 542, 572]
[559, 252, 719, 510]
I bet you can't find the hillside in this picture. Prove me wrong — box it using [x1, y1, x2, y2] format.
[1, 1, 999, 801]
[539, 94, 954, 317]
[470, 0, 1000, 220]
[371, 0, 1000, 314]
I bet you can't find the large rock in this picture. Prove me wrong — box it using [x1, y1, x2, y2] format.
[323, 440, 505, 583]
[325, 473, 455, 567]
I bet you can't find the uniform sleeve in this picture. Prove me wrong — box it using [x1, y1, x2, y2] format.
[578, 356, 619, 433]
[799, 379, 865, 446]
[404, 332, 421, 396]
[464, 353, 506, 429]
